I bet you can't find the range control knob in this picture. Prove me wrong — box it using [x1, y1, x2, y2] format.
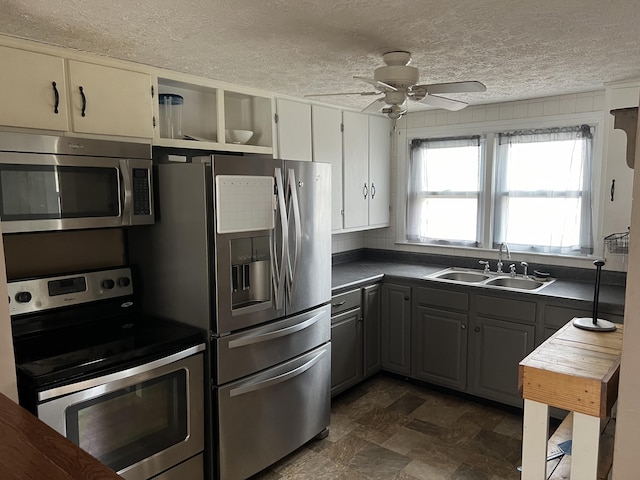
[102, 279, 116, 290]
[117, 277, 131, 287]
[15, 291, 32, 303]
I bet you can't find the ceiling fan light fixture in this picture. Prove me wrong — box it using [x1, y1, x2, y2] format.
[374, 65, 419, 88]
[382, 104, 406, 120]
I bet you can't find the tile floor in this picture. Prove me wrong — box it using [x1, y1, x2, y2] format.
[251, 373, 525, 480]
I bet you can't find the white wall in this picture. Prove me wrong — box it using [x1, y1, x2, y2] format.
[332, 231, 367, 254]
[0, 224, 18, 402]
[343, 90, 636, 272]
[611, 97, 640, 478]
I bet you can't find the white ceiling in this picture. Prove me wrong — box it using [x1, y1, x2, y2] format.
[1, 0, 640, 113]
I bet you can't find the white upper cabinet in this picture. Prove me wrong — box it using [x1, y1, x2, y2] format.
[602, 81, 639, 238]
[343, 111, 370, 229]
[368, 115, 391, 227]
[342, 111, 391, 231]
[0, 46, 69, 131]
[312, 105, 343, 230]
[68, 60, 154, 138]
[275, 98, 312, 161]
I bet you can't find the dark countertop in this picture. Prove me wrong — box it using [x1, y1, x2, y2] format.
[332, 259, 626, 315]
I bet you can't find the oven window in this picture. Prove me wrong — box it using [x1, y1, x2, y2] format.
[0, 164, 119, 221]
[65, 369, 188, 473]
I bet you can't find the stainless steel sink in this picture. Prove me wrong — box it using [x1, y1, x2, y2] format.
[427, 267, 554, 292]
[484, 277, 545, 290]
[434, 271, 490, 283]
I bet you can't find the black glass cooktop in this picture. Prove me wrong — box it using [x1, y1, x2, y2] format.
[13, 306, 205, 389]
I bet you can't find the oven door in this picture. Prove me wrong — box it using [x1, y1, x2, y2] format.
[36, 346, 205, 480]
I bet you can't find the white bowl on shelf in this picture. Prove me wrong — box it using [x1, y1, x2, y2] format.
[225, 129, 254, 144]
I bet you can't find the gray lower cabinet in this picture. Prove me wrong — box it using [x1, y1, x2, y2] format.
[363, 284, 382, 377]
[330, 289, 362, 396]
[469, 295, 537, 407]
[412, 286, 468, 391]
[381, 283, 412, 376]
[330, 284, 381, 396]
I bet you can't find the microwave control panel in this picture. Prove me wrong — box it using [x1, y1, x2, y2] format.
[132, 168, 151, 215]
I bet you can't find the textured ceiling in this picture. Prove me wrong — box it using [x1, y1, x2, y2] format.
[1, 0, 640, 112]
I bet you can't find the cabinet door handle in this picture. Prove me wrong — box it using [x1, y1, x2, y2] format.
[461, 324, 466, 329]
[611, 179, 615, 201]
[52, 82, 59, 114]
[371, 183, 376, 199]
[475, 326, 480, 332]
[79, 86, 86, 117]
[363, 183, 368, 199]
[404, 295, 410, 301]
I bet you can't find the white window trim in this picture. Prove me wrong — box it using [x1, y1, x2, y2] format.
[395, 111, 606, 258]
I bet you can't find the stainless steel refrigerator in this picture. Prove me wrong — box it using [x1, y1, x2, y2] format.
[129, 154, 332, 480]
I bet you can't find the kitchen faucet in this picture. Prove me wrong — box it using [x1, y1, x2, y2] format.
[496, 242, 511, 273]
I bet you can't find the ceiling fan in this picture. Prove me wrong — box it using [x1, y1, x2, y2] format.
[306, 51, 486, 119]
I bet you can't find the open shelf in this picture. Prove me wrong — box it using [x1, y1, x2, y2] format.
[155, 77, 273, 154]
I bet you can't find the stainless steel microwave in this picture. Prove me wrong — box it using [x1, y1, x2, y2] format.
[0, 132, 154, 233]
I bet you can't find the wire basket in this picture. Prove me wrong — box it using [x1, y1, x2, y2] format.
[604, 231, 630, 254]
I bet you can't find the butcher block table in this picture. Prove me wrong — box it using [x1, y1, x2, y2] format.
[518, 321, 623, 480]
[0, 392, 122, 479]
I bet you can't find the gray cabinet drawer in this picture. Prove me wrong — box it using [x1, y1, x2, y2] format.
[476, 294, 536, 323]
[331, 289, 361, 315]
[415, 286, 469, 311]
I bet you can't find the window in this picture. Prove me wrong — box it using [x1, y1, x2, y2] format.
[405, 124, 595, 256]
[406, 136, 483, 246]
[494, 126, 593, 254]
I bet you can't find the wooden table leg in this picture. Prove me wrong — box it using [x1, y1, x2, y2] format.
[570, 412, 600, 480]
[521, 399, 550, 479]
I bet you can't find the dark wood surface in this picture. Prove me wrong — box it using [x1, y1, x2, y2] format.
[0, 393, 122, 479]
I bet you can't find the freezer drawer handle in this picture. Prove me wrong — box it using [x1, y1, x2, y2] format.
[227, 311, 324, 348]
[229, 348, 327, 397]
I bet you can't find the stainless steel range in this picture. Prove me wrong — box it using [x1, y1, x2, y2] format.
[128, 154, 332, 480]
[10, 267, 207, 480]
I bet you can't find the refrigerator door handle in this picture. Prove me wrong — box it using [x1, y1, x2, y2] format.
[228, 348, 327, 397]
[272, 167, 288, 310]
[286, 168, 302, 303]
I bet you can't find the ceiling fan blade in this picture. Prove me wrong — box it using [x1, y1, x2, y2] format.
[413, 94, 468, 111]
[414, 81, 487, 94]
[361, 97, 385, 113]
[304, 91, 381, 98]
[354, 76, 397, 92]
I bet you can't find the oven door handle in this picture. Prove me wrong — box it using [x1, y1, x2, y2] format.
[227, 311, 323, 349]
[38, 343, 206, 402]
[229, 347, 327, 397]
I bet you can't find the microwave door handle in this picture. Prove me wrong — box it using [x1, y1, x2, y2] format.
[119, 159, 132, 225]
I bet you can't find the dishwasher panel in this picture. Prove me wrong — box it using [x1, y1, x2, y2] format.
[213, 304, 330, 384]
[215, 344, 331, 480]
